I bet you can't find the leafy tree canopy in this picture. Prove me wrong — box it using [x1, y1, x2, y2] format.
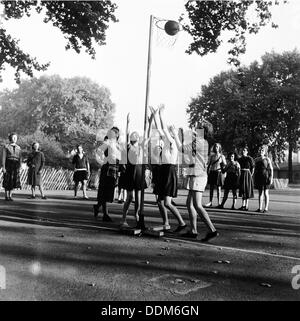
[181, 0, 287, 66]
[187, 50, 300, 165]
[0, 75, 115, 168]
[0, 0, 118, 83]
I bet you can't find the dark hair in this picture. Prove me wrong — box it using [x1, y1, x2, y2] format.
[212, 143, 222, 154]
[76, 144, 83, 149]
[227, 151, 237, 161]
[8, 132, 17, 142]
[32, 142, 39, 149]
[104, 136, 108, 141]
[242, 145, 249, 152]
[111, 126, 120, 140]
[196, 120, 213, 140]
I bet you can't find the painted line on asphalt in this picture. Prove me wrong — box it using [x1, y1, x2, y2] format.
[166, 236, 300, 261]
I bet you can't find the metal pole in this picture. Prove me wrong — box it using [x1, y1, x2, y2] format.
[139, 14, 154, 229]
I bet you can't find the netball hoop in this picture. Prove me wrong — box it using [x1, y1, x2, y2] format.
[153, 16, 182, 48]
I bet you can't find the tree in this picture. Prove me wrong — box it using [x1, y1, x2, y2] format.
[0, 0, 118, 83]
[0, 75, 115, 167]
[187, 50, 300, 183]
[181, 0, 286, 66]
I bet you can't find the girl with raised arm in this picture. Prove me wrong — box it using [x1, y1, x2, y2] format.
[150, 106, 187, 233]
[120, 113, 149, 230]
[93, 127, 121, 222]
[170, 122, 219, 242]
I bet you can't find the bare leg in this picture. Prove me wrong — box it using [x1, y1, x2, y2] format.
[39, 185, 46, 198]
[264, 188, 270, 211]
[82, 180, 88, 198]
[186, 192, 198, 234]
[217, 186, 222, 205]
[221, 189, 229, 207]
[31, 186, 36, 197]
[245, 198, 249, 210]
[134, 190, 142, 224]
[232, 190, 237, 209]
[122, 191, 133, 224]
[192, 191, 216, 233]
[156, 195, 169, 226]
[74, 182, 79, 197]
[258, 188, 263, 210]
[164, 196, 185, 226]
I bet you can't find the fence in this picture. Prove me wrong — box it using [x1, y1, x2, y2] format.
[0, 166, 291, 191]
[0, 167, 75, 190]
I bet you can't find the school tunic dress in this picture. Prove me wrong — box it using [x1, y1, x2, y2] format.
[27, 151, 45, 187]
[157, 139, 178, 198]
[182, 138, 208, 192]
[2, 143, 22, 190]
[121, 144, 147, 192]
[254, 157, 272, 189]
[223, 161, 240, 191]
[72, 154, 89, 183]
[238, 156, 254, 198]
[208, 153, 226, 187]
[97, 141, 121, 203]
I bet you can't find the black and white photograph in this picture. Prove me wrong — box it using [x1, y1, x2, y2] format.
[0, 0, 299, 309]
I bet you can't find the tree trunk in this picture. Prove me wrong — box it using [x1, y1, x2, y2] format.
[288, 143, 293, 184]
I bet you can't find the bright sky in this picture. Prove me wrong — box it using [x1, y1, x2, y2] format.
[1, 0, 300, 140]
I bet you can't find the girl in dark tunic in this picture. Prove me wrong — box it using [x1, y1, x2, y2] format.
[27, 142, 46, 199]
[93, 128, 121, 222]
[205, 143, 226, 208]
[219, 152, 240, 210]
[254, 145, 273, 213]
[151, 106, 187, 233]
[238, 146, 255, 211]
[120, 113, 152, 230]
[72, 144, 90, 199]
[2, 133, 21, 201]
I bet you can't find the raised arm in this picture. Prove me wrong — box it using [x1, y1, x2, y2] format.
[158, 105, 175, 144]
[2, 146, 6, 173]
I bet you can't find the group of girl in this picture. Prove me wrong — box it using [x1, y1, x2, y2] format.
[1, 133, 47, 200]
[93, 106, 219, 242]
[205, 143, 274, 213]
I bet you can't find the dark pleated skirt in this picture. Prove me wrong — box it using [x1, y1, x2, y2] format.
[28, 167, 42, 187]
[120, 164, 146, 191]
[254, 170, 271, 189]
[97, 164, 117, 203]
[3, 159, 21, 190]
[224, 172, 239, 190]
[157, 164, 177, 198]
[239, 170, 254, 198]
[208, 170, 224, 187]
[73, 170, 88, 183]
[151, 165, 160, 195]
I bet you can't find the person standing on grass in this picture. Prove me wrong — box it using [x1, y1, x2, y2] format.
[27, 142, 47, 199]
[2, 133, 22, 201]
[205, 143, 226, 208]
[170, 121, 219, 242]
[150, 105, 187, 233]
[238, 146, 255, 211]
[72, 144, 90, 199]
[254, 145, 273, 213]
[218, 152, 240, 210]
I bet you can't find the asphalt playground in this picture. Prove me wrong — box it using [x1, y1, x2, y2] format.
[0, 188, 299, 301]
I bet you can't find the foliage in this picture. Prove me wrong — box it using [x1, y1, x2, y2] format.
[181, 0, 286, 66]
[187, 50, 300, 165]
[0, 0, 118, 82]
[0, 75, 115, 168]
